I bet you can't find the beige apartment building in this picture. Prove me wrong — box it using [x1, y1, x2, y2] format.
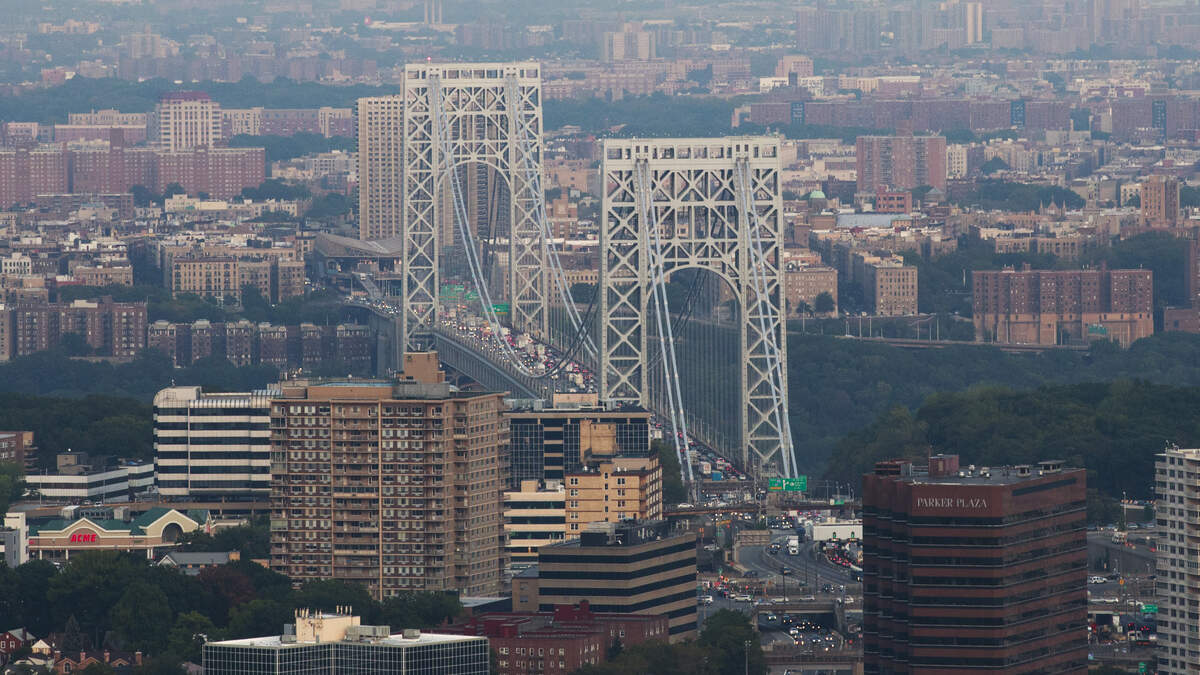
[564, 457, 662, 535]
[268, 357, 509, 599]
[356, 96, 405, 241]
[862, 258, 918, 316]
[150, 92, 222, 151]
[170, 257, 304, 303]
[503, 479, 567, 569]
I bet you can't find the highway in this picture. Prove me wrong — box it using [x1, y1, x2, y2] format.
[739, 531, 863, 599]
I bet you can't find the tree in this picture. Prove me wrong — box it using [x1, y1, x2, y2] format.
[130, 185, 157, 207]
[226, 599, 294, 640]
[654, 440, 687, 506]
[79, 664, 116, 675]
[814, 291, 835, 314]
[162, 183, 186, 200]
[979, 157, 1009, 174]
[380, 592, 463, 630]
[0, 461, 25, 515]
[166, 612, 218, 663]
[60, 332, 94, 356]
[699, 610, 766, 675]
[109, 582, 172, 653]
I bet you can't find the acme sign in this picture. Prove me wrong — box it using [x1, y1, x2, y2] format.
[916, 497, 988, 509]
[68, 533, 98, 543]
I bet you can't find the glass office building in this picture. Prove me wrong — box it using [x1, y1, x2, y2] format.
[203, 632, 489, 675]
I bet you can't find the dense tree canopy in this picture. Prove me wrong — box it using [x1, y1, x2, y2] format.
[574, 610, 764, 675]
[228, 134, 355, 163]
[785, 331, 1200, 474]
[955, 180, 1086, 211]
[824, 380, 1199, 502]
[1, 552, 462, 668]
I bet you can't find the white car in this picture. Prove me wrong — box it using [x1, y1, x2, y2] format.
[733, 594, 753, 603]
[699, 595, 714, 605]
[1088, 576, 1106, 584]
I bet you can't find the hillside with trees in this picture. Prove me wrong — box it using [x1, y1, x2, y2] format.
[823, 380, 1198, 508]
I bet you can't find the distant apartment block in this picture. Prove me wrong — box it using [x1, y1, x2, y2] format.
[169, 256, 304, 303]
[0, 297, 147, 360]
[1141, 174, 1182, 227]
[856, 134, 947, 194]
[147, 320, 371, 370]
[0, 144, 265, 206]
[565, 457, 662, 535]
[861, 256, 918, 316]
[221, 107, 353, 138]
[356, 96, 404, 241]
[973, 265, 1154, 346]
[150, 92, 223, 151]
[601, 24, 656, 61]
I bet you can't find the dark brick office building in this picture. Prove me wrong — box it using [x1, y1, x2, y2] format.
[862, 455, 1087, 674]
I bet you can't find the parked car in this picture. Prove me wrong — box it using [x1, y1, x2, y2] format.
[699, 595, 714, 605]
[734, 594, 753, 603]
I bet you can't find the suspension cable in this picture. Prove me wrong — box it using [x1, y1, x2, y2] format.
[637, 161, 695, 490]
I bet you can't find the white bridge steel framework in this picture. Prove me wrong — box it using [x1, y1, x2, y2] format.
[599, 138, 795, 477]
[399, 62, 547, 349]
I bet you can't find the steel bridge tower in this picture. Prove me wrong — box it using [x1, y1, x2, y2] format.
[398, 62, 548, 350]
[598, 137, 793, 477]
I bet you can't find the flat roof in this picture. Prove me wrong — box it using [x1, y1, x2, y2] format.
[209, 632, 483, 649]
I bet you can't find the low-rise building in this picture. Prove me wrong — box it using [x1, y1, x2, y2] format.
[203, 609, 489, 675]
[513, 520, 697, 641]
[13, 506, 208, 562]
[441, 602, 669, 675]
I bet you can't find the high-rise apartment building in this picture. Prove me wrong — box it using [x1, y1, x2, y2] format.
[1155, 447, 1200, 674]
[1140, 175, 1182, 227]
[862, 455, 1088, 674]
[856, 134, 947, 194]
[268, 365, 508, 598]
[512, 520, 698, 641]
[1, 297, 147, 359]
[150, 92, 223, 151]
[154, 386, 274, 501]
[356, 96, 404, 241]
[504, 479, 567, 569]
[505, 399, 651, 488]
[973, 265, 1154, 346]
[601, 24, 656, 61]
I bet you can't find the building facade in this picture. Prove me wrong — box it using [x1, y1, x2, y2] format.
[151, 92, 223, 151]
[14, 507, 207, 562]
[268, 372, 508, 598]
[973, 266, 1155, 346]
[856, 134, 947, 193]
[504, 479, 567, 570]
[564, 457, 662, 535]
[154, 386, 275, 501]
[1156, 447, 1200, 674]
[862, 455, 1087, 674]
[356, 96, 405, 241]
[1140, 175, 1181, 228]
[513, 520, 698, 641]
[204, 610, 489, 675]
[505, 401, 651, 488]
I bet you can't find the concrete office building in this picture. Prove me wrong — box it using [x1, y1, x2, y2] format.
[505, 397, 651, 488]
[862, 455, 1087, 674]
[513, 520, 698, 641]
[154, 386, 275, 500]
[1155, 447, 1200, 674]
[268, 356, 508, 598]
[504, 479, 567, 570]
[204, 609, 489, 675]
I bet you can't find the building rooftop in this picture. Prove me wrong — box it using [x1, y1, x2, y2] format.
[873, 456, 1079, 485]
[210, 632, 480, 649]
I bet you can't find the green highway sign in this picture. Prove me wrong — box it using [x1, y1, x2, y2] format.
[492, 303, 510, 315]
[1142, 604, 1157, 614]
[768, 477, 808, 492]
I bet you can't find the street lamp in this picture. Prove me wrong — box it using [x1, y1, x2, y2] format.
[744, 639, 751, 675]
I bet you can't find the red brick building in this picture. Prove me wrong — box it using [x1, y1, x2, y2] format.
[972, 265, 1154, 346]
[856, 134, 946, 194]
[441, 602, 669, 675]
[873, 190, 913, 213]
[1, 297, 147, 359]
[863, 456, 1087, 674]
